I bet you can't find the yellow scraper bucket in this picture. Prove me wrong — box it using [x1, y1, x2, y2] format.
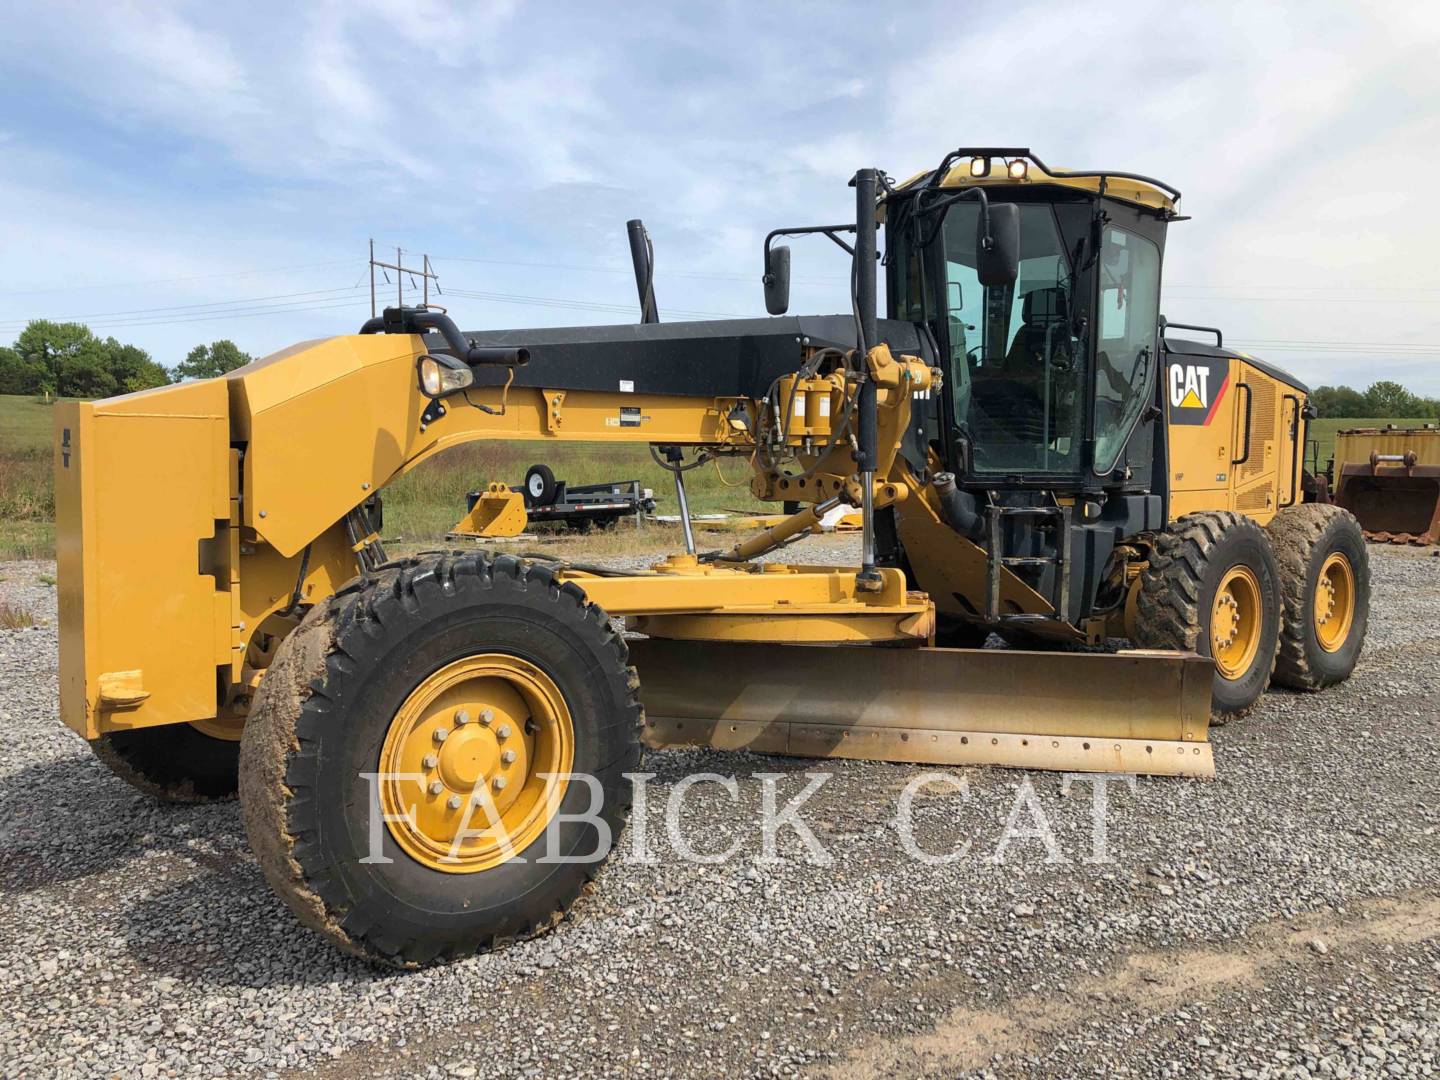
[450, 482, 528, 538]
[630, 639, 1215, 777]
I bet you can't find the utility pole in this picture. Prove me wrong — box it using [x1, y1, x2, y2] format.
[368, 241, 441, 317]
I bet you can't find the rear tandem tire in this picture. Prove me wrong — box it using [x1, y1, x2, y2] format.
[1133, 511, 1282, 723]
[238, 552, 643, 967]
[91, 724, 240, 803]
[1266, 504, 1370, 690]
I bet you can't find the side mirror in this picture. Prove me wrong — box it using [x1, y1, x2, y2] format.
[763, 245, 791, 315]
[976, 203, 1019, 287]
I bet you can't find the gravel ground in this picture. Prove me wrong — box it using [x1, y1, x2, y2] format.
[1, 541, 1437, 1079]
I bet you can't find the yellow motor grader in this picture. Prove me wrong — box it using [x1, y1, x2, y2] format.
[53, 147, 1369, 966]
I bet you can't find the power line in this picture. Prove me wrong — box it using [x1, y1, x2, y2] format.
[0, 284, 368, 328]
[432, 254, 845, 286]
[0, 295, 373, 333]
[442, 286, 742, 320]
[1166, 293, 1440, 305]
[1168, 282, 1440, 294]
[0, 258, 363, 298]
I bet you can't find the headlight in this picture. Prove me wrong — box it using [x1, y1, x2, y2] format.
[1007, 159, 1028, 180]
[416, 354, 475, 398]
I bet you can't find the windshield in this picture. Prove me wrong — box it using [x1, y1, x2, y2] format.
[938, 202, 1084, 474]
[1092, 224, 1161, 473]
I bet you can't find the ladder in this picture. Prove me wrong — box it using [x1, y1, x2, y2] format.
[984, 504, 1072, 624]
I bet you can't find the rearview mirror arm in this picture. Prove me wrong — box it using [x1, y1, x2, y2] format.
[762, 224, 856, 279]
[912, 186, 993, 251]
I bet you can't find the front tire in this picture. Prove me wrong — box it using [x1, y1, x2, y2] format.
[1267, 504, 1369, 690]
[1133, 511, 1282, 722]
[239, 553, 642, 967]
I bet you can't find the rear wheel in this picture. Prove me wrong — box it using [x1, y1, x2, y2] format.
[1267, 504, 1369, 689]
[1133, 511, 1282, 722]
[239, 552, 642, 967]
[91, 719, 241, 802]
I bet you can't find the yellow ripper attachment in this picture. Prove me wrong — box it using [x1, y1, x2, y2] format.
[450, 482, 528, 538]
[629, 639, 1215, 778]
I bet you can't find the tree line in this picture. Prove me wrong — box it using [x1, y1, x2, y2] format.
[3, 317, 1437, 420]
[0, 319, 253, 398]
[1308, 380, 1439, 420]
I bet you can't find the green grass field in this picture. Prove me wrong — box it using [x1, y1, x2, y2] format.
[4, 391, 1430, 560]
[0, 396, 56, 559]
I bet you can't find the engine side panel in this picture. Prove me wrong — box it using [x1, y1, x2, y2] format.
[1164, 348, 1304, 526]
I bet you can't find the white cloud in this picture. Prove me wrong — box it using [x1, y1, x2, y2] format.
[3, 0, 1439, 391]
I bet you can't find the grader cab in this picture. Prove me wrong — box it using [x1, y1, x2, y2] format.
[53, 147, 1369, 966]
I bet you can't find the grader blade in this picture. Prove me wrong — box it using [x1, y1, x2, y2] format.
[630, 639, 1214, 777]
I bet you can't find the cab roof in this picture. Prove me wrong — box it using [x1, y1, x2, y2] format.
[894, 150, 1180, 216]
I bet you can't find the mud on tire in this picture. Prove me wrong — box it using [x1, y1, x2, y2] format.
[238, 552, 643, 967]
[1133, 511, 1282, 723]
[1267, 504, 1370, 690]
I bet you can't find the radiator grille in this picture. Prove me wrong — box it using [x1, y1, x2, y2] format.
[1236, 484, 1271, 512]
[1241, 373, 1277, 481]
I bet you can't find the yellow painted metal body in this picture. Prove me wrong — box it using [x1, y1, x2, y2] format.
[450, 483, 528, 538]
[52, 335, 934, 739]
[1165, 356, 1306, 525]
[53, 327, 1217, 777]
[895, 158, 1178, 216]
[55, 380, 235, 740]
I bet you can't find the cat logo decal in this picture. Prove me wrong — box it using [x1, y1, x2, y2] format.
[1167, 360, 1229, 426]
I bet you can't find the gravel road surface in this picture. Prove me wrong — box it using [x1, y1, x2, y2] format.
[1, 541, 1437, 1079]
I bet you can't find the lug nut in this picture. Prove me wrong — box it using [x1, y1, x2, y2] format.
[497, 724, 512, 740]
[428, 780, 444, 796]
[501, 750, 517, 765]
[446, 794, 462, 810]
[479, 708, 494, 725]
[454, 709, 470, 725]
[433, 728, 448, 744]
[493, 776, 508, 791]
[423, 753, 438, 769]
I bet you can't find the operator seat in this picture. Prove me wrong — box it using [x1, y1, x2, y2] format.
[968, 287, 1073, 459]
[1004, 287, 1070, 375]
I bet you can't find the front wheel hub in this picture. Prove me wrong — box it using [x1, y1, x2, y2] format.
[377, 654, 573, 873]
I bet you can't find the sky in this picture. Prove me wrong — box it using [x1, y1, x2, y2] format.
[2, 0, 1440, 393]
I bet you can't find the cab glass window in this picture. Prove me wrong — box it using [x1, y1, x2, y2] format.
[1092, 226, 1161, 473]
[941, 202, 1085, 475]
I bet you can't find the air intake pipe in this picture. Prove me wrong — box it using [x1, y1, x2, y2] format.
[360, 307, 528, 366]
[933, 472, 984, 540]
